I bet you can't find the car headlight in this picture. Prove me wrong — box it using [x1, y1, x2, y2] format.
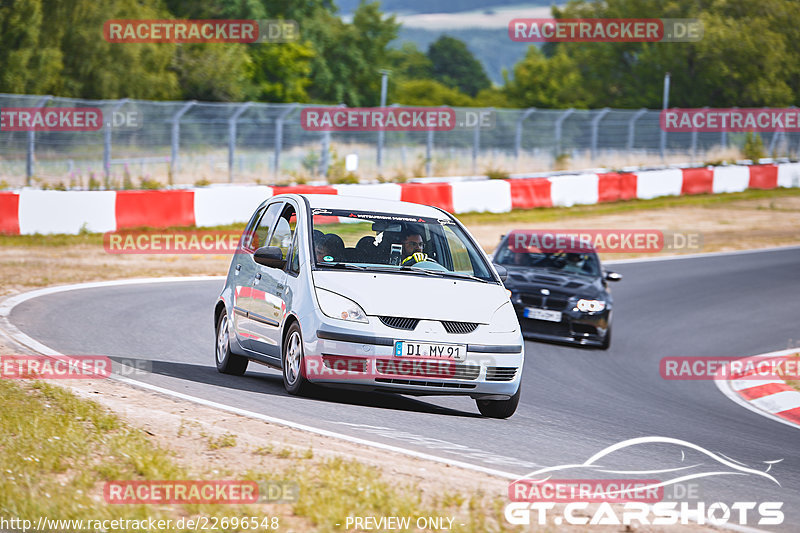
[488, 301, 518, 333]
[576, 299, 606, 313]
[316, 288, 369, 323]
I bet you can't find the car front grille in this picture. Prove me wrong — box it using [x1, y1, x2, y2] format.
[486, 366, 518, 381]
[520, 292, 570, 311]
[441, 321, 479, 334]
[374, 378, 477, 389]
[376, 360, 480, 380]
[379, 316, 419, 330]
[379, 316, 479, 334]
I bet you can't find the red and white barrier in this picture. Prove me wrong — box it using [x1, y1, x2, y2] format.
[0, 163, 797, 235]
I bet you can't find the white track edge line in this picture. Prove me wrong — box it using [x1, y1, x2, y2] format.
[715, 349, 800, 431]
[0, 279, 521, 481]
[0, 272, 791, 531]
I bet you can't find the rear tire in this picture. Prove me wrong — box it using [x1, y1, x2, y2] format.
[476, 385, 520, 419]
[215, 310, 248, 375]
[282, 322, 313, 395]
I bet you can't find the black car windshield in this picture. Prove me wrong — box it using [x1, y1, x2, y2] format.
[310, 208, 495, 282]
[494, 239, 601, 277]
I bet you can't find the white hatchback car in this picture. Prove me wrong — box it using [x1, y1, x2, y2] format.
[214, 194, 524, 418]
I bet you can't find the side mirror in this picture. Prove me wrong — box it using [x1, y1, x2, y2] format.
[254, 246, 285, 269]
[605, 271, 622, 282]
[494, 264, 508, 282]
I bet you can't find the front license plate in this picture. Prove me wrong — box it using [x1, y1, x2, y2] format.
[524, 307, 562, 322]
[394, 341, 467, 361]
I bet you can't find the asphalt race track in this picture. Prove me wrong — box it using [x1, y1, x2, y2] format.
[8, 247, 800, 530]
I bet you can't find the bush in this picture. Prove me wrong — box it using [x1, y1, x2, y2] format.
[553, 153, 570, 170]
[743, 132, 766, 162]
[193, 178, 212, 187]
[484, 166, 509, 180]
[139, 177, 164, 190]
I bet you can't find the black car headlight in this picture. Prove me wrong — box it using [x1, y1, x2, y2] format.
[575, 299, 606, 313]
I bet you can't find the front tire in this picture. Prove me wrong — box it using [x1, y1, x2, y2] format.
[282, 322, 313, 395]
[600, 326, 612, 350]
[476, 385, 520, 419]
[215, 310, 248, 375]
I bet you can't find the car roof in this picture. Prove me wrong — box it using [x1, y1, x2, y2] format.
[273, 193, 448, 218]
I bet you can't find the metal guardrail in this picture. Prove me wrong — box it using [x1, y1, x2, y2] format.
[0, 94, 796, 187]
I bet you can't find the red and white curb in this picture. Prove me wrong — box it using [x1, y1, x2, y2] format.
[716, 349, 800, 430]
[2, 162, 800, 235]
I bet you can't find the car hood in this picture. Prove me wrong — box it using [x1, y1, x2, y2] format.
[312, 270, 506, 323]
[502, 266, 606, 298]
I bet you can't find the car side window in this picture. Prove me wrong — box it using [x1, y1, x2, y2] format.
[268, 204, 297, 262]
[250, 202, 283, 250]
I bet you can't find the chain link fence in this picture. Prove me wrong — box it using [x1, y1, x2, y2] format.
[1, 93, 797, 189]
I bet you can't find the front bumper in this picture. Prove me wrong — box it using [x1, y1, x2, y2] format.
[513, 304, 610, 347]
[304, 321, 524, 398]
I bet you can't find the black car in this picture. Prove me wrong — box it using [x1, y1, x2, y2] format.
[492, 232, 622, 349]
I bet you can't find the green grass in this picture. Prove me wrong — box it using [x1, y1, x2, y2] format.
[0, 379, 520, 532]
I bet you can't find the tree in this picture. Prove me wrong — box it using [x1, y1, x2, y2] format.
[393, 79, 474, 107]
[427, 36, 490, 97]
[303, 1, 399, 106]
[504, 47, 590, 108]
[41, 0, 179, 99]
[0, 0, 62, 95]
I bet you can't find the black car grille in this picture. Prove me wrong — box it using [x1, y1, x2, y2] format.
[379, 316, 419, 330]
[486, 367, 518, 381]
[380, 317, 478, 334]
[375, 378, 476, 389]
[376, 360, 480, 380]
[520, 292, 570, 311]
[441, 321, 479, 334]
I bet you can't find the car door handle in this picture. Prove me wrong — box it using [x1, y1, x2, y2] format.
[255, 273, 262, 280]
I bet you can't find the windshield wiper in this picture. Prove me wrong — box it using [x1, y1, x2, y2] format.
[434, 271, 492, 283]
[317, 262, 368, 271]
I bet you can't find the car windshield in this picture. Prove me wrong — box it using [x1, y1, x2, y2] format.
[310, 208, 495, 282]
[494, 239, 601, 277]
